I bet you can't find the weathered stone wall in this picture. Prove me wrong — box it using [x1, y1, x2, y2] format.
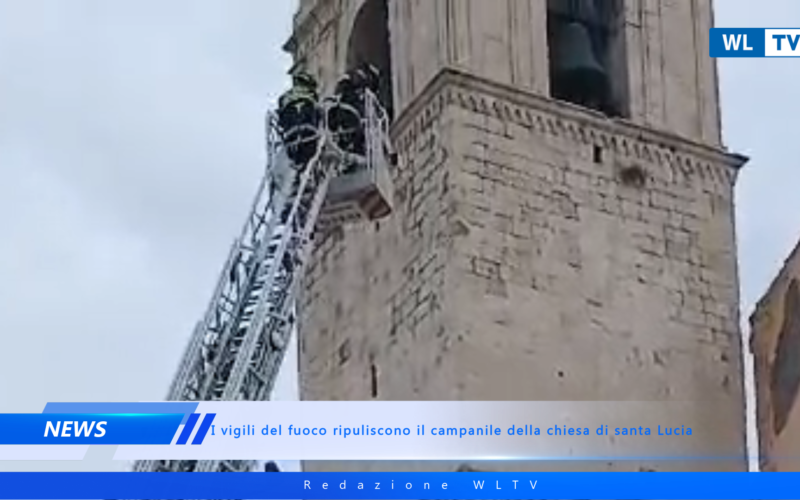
[299, 74, 454, 402]
[442, 70, 742, 403]
[286, 0, 722, 145]
[751, 241, 800, 472]
[299, 70, 747, 472]
[623, 0, 722, 145]
[288, 0, 746, 473]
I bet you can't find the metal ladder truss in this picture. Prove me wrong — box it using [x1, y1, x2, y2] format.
[135, 90, 392, 475]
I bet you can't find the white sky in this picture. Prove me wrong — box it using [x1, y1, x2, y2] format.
[1, 0, 799, 473]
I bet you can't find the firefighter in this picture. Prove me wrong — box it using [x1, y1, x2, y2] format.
[349, 63, 382, 157]
[359, 62, 381, 101]
[271, 70, 320, 221]
[328, 71, 362, 156]
[357, 63, 397, 166]
[277, 70, 321, 167]
[330, 64, 378, 159]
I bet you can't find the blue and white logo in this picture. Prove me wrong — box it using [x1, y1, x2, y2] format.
[710, 28, 800, 57]
[765, 29, 800, 56]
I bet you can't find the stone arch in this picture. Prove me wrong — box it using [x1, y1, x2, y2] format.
[346, 0, 394, 119]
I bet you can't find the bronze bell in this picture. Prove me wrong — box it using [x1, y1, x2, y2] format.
[569, 0, 601, 24]
[548, 0, 602, 24]
[551, 21, 611, 112]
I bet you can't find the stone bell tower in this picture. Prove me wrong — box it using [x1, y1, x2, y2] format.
[286, 0, 748, 472]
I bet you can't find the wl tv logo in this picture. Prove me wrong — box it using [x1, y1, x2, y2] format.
[710, 28, 800, 57]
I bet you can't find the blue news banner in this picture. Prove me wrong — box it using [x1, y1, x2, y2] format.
[0, 403, 792, 498]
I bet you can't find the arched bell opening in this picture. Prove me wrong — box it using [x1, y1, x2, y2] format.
[346, 0, 394, 120]
[547, 0, 629, 118]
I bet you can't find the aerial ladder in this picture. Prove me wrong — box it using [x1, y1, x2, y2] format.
[133, 89, 394, 474]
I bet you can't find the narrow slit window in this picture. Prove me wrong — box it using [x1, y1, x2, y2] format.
[370, 362, 379, 398]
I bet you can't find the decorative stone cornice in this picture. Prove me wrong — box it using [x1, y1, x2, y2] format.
[283, 0, 341, 59]
[391, 67, 748, 189]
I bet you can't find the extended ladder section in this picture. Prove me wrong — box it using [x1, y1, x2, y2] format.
[134, 91, 394, 475]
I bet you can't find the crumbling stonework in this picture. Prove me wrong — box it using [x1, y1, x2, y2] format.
[291, 0, 748, 472]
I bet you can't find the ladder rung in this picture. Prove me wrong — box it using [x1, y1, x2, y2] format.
[267, 311, 290, 324]
[247, 366, 269, 385]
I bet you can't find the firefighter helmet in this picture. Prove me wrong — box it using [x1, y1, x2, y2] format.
[292, 70, 317, 90]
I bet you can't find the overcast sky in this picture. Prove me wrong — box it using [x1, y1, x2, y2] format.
[0, 0, 799, 473]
